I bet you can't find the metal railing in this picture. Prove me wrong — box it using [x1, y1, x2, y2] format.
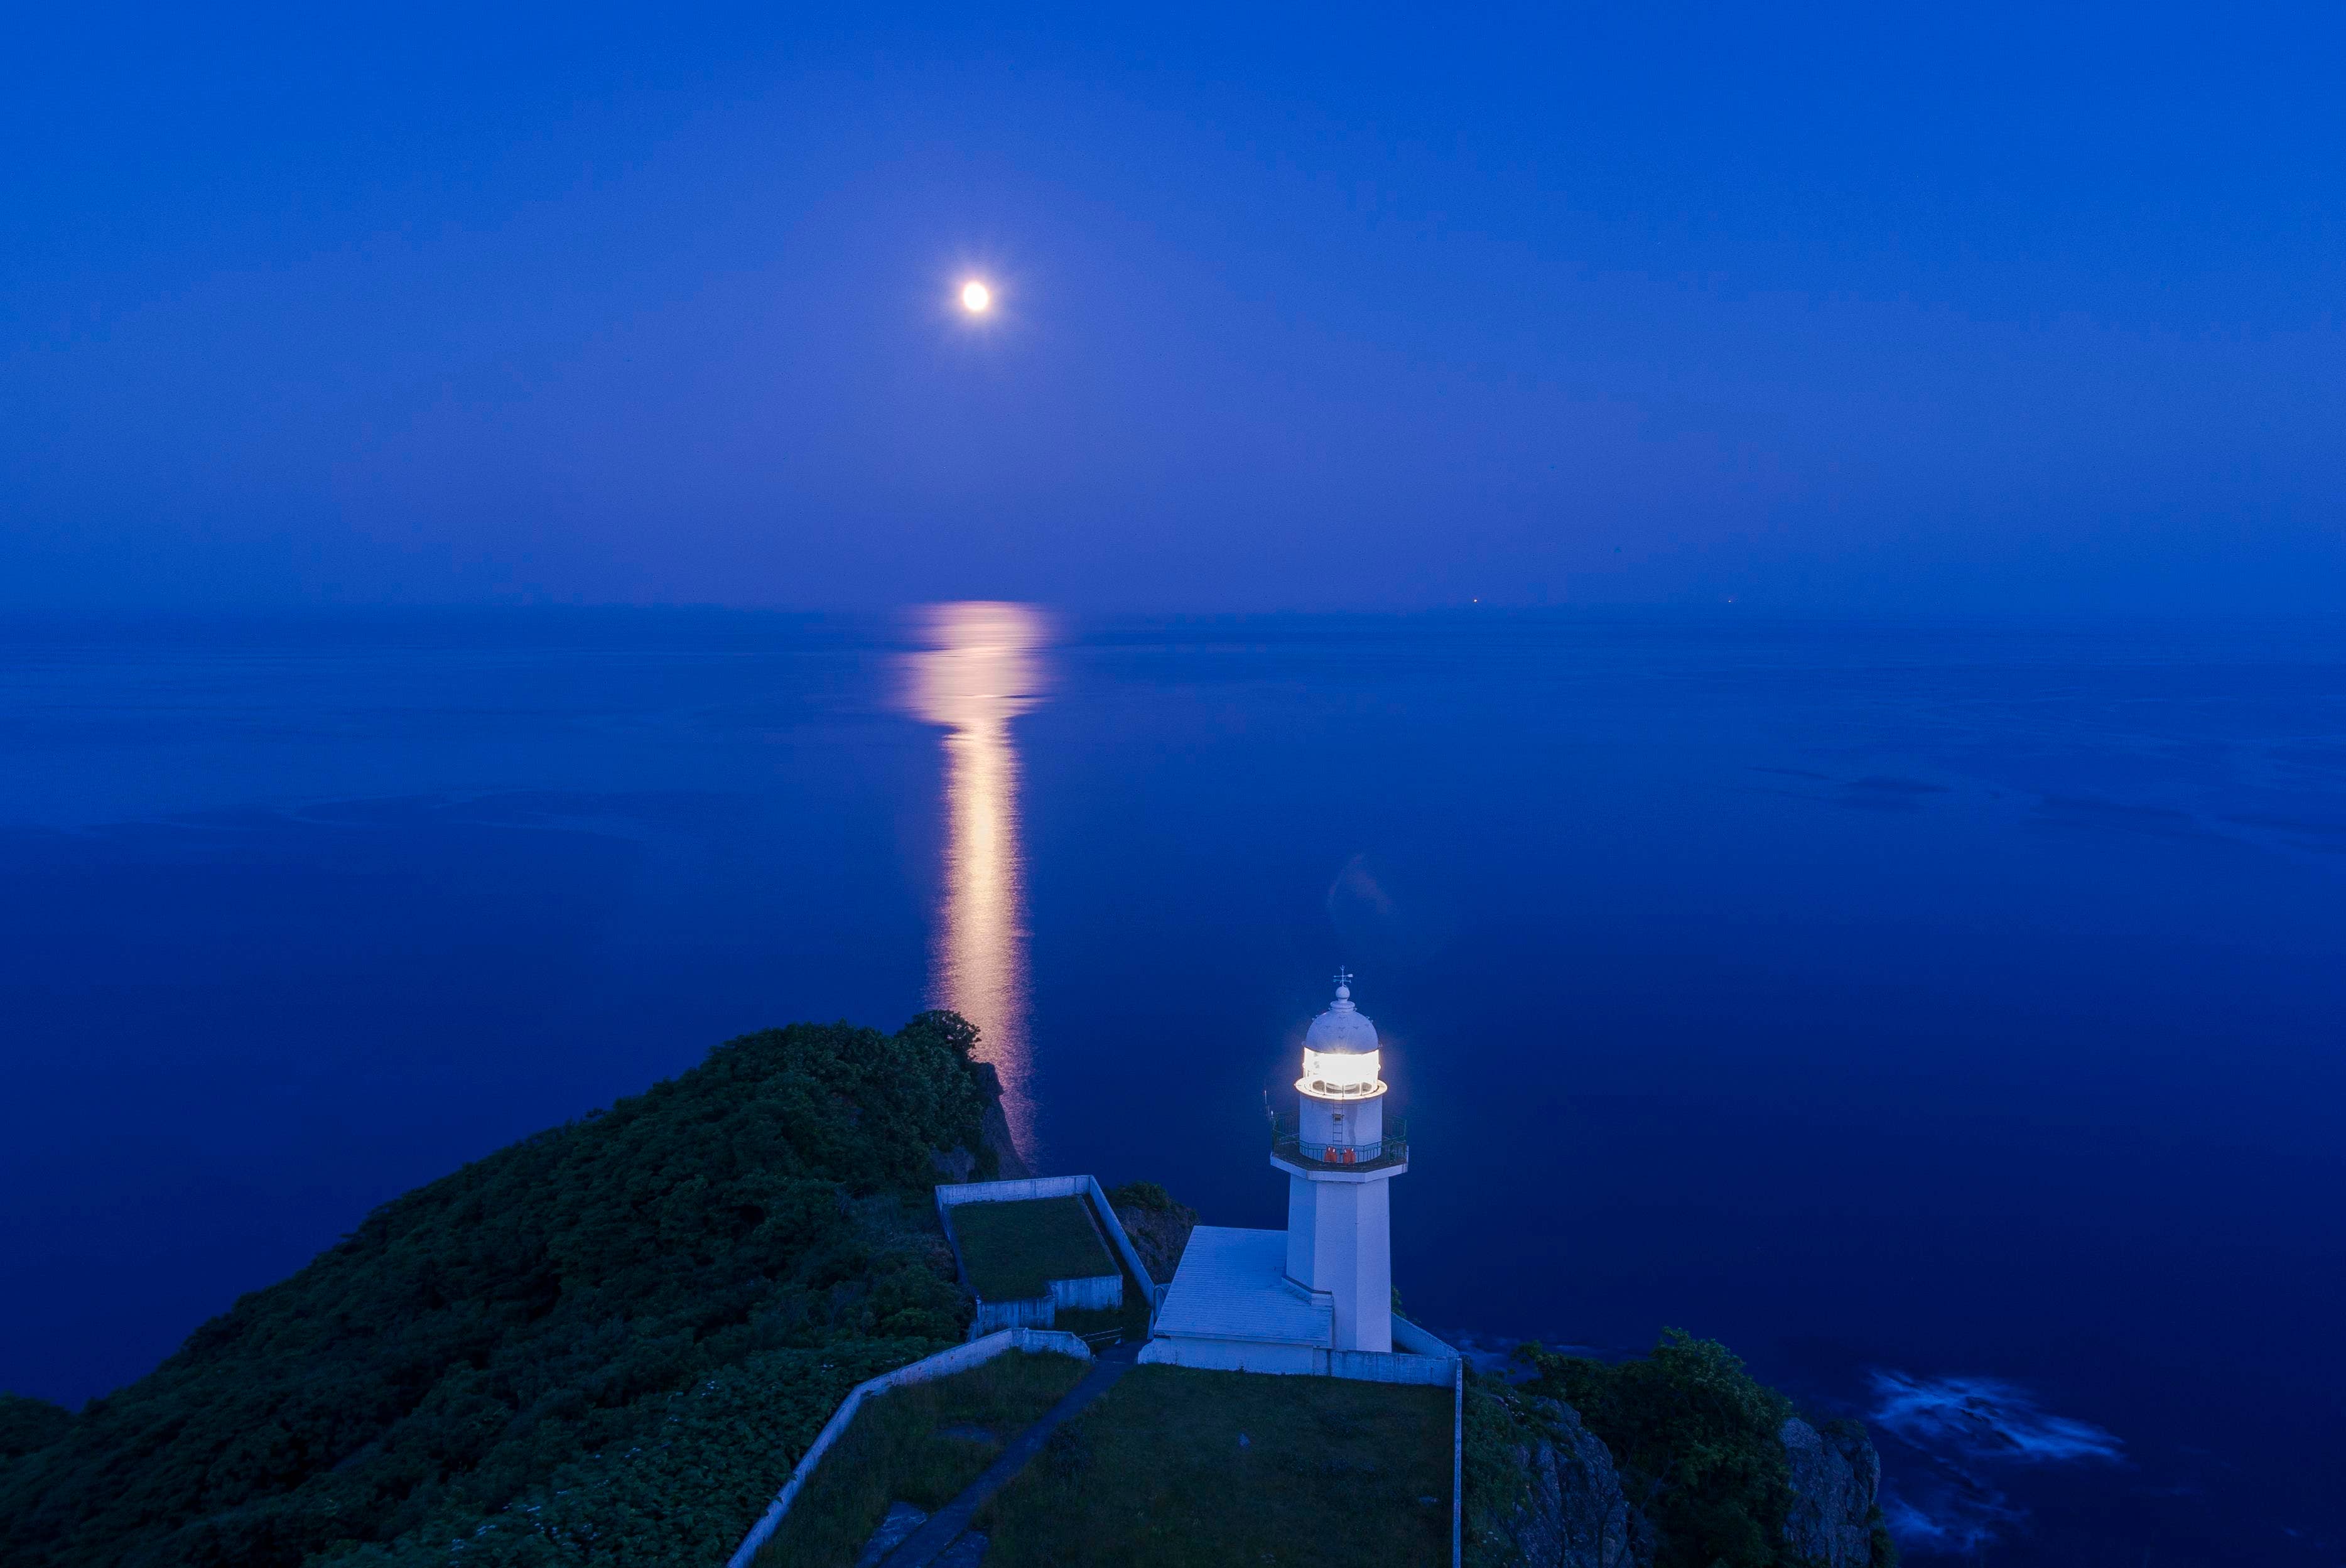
[1266, 1111, 1408, 1171]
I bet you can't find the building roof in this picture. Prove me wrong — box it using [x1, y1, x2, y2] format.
[1152, 1226, 1332, 1348]
[1304, 979, 1378, 1054]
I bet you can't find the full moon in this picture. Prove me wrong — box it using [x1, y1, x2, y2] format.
[960, 281, 992, 313]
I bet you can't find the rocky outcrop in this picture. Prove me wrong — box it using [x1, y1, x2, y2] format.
[1476, 1395, 1653, 1568]
[973, 1061, 1030, 1178]
[1511, 1398, 1650, 1568]
[931, 1062, 1027, 1181]
[1470, 1383, 1890, 1568]
[1110, 1192, 1197, 1284]
[1780, 1417, 1884, 1568]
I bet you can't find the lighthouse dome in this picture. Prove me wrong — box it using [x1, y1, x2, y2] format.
[1304, 980, 1378, 1053]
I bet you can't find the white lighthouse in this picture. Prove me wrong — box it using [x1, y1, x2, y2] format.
[1272, 971, 1403, 1351]
[1143, 971, 1449, 1378]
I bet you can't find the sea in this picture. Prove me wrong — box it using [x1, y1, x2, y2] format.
[1, 606, 2339, 1565]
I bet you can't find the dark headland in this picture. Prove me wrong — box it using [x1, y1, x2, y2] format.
[0, 1016, 1893, 1568]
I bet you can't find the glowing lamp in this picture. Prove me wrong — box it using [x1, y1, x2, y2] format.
[1298, 1047, 1384, 1098]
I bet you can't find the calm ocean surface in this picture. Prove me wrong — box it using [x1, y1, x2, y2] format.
[2, 608, 2340, 1563]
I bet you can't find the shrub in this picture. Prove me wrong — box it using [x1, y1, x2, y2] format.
[1103, 1181, 1173, 1212]
[1512, 1330, 1797, 1568]
[0, 1013, 997, 1568]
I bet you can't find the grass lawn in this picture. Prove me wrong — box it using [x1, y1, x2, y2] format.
[754, 1348, 1089, 1568]
[1053, 1294, 1150, 1344]
[978, 1365, 1454, 1567]
[1054, 1221, 1155, 1345]
[949, 1196, 1118, 1301]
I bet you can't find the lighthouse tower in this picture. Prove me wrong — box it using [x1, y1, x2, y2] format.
[1272, 971, 1405, 1353]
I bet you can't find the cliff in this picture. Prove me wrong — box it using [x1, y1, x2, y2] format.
[973, 1061, 1031, 1179]
[1468, 1332, 1895, 1568]
[1779, 1415, 1888, 1568]
[1469, 1392, 1650, 1568]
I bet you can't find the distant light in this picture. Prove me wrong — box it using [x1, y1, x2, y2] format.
[961, 281, 992, 313]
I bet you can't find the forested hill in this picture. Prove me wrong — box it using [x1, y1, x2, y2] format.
[0, 1012, 1002, 1568]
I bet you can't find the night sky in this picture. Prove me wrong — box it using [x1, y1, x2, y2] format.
[8, 3, 2341, 613]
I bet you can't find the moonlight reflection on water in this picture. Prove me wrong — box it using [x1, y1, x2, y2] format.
[899, 602, 1049, 1160]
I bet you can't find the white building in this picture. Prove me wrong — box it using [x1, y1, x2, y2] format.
[1142, 973, 1455, 1382]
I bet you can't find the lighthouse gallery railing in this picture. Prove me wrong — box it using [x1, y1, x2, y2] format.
[1267, 1111, 1408, 1170]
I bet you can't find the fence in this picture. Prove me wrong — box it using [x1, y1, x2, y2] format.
[935, 1174, 1169, 1332]
[720, 1327, 1091, 1568]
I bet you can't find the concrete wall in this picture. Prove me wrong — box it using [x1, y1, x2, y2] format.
[971, 1295, 1058, 1334]
[1049, 1273, 1123, 1311]
[1139, 1334, 1322, 1376]
[936, 1174, 1093, 1207]
[936, 1173, 1166, 1334]
[722, 1327, 1091, 1568]
[1139, 1336, 1452, 1385]
[966, 1274, 1120, 1334]
[1326, 1348, 1456, 1386]
[1392, 1315, 1459, 1360]
[1081, 1174, 1166, 1321]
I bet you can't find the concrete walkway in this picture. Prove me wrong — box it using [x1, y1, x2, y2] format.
[876, 1339, 1142, 1568]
